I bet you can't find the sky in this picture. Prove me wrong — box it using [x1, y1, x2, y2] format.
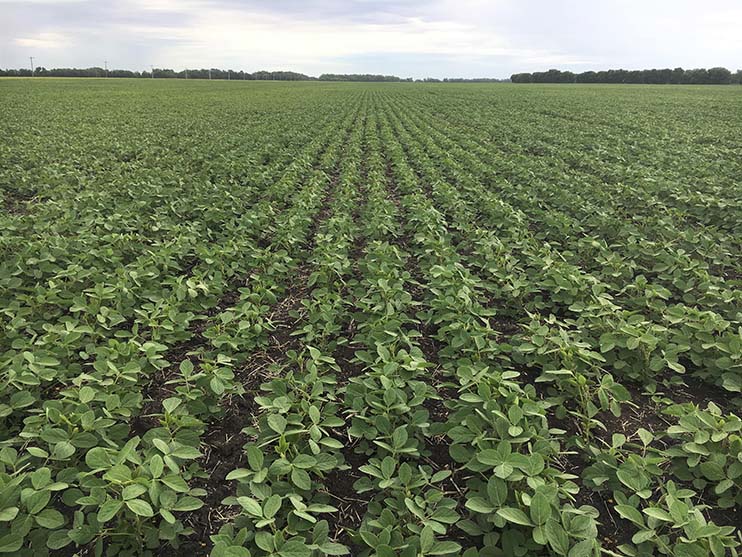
[1, 0, 741, 79]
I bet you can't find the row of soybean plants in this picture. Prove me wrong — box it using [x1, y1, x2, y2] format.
[208, 95, 372, 556]
[336, 104, 461, 557]
[380, 91, 741, 557]
[0, 91, 363, 554]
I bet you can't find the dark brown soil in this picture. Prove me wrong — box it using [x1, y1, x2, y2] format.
[656, 373, 736, 411]
[423, 437, 459, 479]
[168, 405, 249, 556]
[592, 380, 672, 445]
[423, 397, 450, 423]
[232, 267, 310, 386]
[416, 323, 444, 366]
[489, 315, 522, 340]
[2, 190, 33, 214]
[334, 342, 366, 386]
[322, 445, 373, 548]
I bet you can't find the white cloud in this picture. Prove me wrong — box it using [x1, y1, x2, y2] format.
[126, 0, 205, 12]
[14, 32, 69, 49]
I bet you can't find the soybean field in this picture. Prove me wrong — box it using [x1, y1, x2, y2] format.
[1, 79, 741, 557]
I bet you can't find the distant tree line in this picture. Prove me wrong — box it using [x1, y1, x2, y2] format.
[511, 67, 742, 84]
[0, 67, 314, 80]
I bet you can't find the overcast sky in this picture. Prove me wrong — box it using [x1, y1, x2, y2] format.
[1, 0, 741, 78]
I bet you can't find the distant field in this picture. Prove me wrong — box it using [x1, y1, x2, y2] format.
[1, 79, 741, 557]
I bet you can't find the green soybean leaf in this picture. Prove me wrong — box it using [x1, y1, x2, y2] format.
[615, 504, 644, 527]
[291, 468, 312, 490]
[643, 508, 673, 522]
[278, 540, 311, 557]
[150, 455, 164, 478]
[0, 508, 19, 522]
[268, 414, 287, 434]
[0, 534, 23, 553]
[429, 541, 462, 555]
[319, 542, 349, 555]
[237, 497, 262, 517]
[465, 497, 494, 514]
[79, 386, 95, 403]
[172, 496, 203, 511]
[568, 539, 596, 557]
[226, 468, 252, 480]
[97, 500, 123, 523]
[263, 495, 282, 519]
[34, 509, 65, 529]
[122, 484, 148, 500]
[497, 507, 533, 526]
[161, 474, 190, 492]
[247, 446, 264, 471]
[529, 492, 551, 525]
[170, 446, 201, 459]
[125, 499, 154, 517]
[255, 531, 274, 552]
[545, 519, 569, 555]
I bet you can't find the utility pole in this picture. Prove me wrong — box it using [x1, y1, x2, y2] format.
[30, 56, 34, 76]
[104, 60, 108, 77]
[208, 68, 212, 80]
